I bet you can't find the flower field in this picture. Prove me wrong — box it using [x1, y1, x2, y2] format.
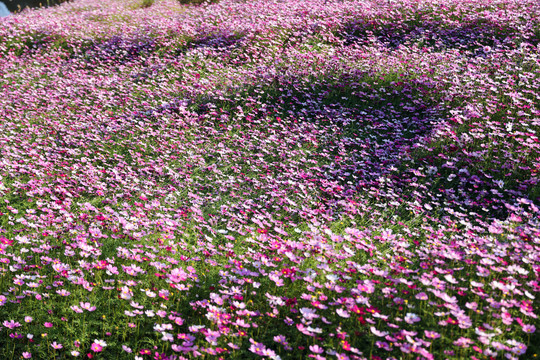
[0, 0, 539, 359]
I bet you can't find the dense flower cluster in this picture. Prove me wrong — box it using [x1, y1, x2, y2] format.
[0, 0, 539, 359]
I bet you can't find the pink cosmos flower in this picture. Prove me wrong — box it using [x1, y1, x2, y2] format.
[169, 268, 188, 283]
[71, 305, 83, 313]
[425, 330, 441, 339]
[3, 320, 21, 329]
[153, 352, 169, 360]
[522, 325, 536, 333]
[248, 341, 267, 356]
[56, 289, 71, 296]
[80, 302, 96, 312]
[90, 343, 103, 352]
[370, 326, 388, 337]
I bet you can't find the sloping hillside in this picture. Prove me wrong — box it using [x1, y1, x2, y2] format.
[0, 0, 538, 359]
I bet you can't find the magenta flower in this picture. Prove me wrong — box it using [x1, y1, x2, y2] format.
[168, 268, 188, 283]
[90, 343, 103, 353]
[153, 352, 169, 360]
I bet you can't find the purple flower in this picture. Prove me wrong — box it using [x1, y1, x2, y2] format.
[522, 324, 536, 333]
[249, 341, 267, 356]
[404, 313, 421, 324]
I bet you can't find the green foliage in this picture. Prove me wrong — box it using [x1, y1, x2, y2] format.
[138, 0, 155, 8]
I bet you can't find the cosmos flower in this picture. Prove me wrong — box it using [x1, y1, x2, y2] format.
[80, 302, 97, 312]
[3, 320, 21, 329]
[425, 331, 441, 339]
[522, 325, 536, 333]
[90, 343, 103, 353]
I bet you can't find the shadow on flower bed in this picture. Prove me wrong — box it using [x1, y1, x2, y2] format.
[163, 65, 538, 222]
[76, 36, 156, 68]
[176, 0, 219, 5]
[189, 30, 244, 51]
[147, 71, 445, 222]
[1, 26, 246, 67]
[342, 17, 539, 54]
[68, 30, 244, 70]
[0, 32, 157, 63]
